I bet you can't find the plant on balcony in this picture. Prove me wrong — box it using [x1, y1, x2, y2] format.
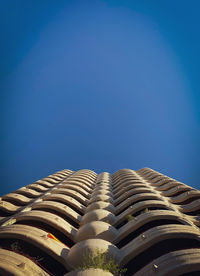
[140, 207, 149, 214]
[79, 249, 127, 276]
[126, 214, 134, 222]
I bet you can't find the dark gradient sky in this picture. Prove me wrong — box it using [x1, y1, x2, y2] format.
[1, 0, 200, 195]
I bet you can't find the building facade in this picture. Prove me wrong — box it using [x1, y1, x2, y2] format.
[0, 168, 200, 275]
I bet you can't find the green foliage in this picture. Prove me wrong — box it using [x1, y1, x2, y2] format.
[10, 241, 43, 262]
[140, 207, 149, 214]
[79, 249, 127, 276]
[10, 241, 21, 252]
[126, 214, 134, 221]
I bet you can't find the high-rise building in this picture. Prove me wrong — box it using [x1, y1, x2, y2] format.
[0, 168, 200, 276]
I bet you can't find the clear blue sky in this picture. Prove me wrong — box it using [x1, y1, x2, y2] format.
[1, 0, 200, 195]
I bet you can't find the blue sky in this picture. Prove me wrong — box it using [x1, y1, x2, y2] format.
[1, 0, 200, 195]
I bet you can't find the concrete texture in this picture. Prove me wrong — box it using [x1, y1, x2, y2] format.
[0, 168, 200, 275]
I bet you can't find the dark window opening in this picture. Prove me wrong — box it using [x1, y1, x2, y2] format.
[15, 220, 74, 247]
[0, 209, 14, 217]
[67, 181, 91, 190]
[183, 209, 200, 216]
[35, 183, 52, 188]
[116, 207, 170, 229]
[146, 175, 160, 181]
[0, 238, 68, 276]
[116, 220, 184, 248]
[60, 186, 89, 198]
[115, 191, 153, 205]
[52, 192, 86, 206]
[1, 198, 27, 207]
[114, 182, 144, 192]
[14, 191, 37, 198]
[157, 183, 176, 190]
[115, 180, 140, 185]
[116, 198, 160, 215]
[114, 184, 149, 194]
[46, 177, 60, 180]
[28, 186, 47, 193]
[112, 180, 120, 186]
[70, 177, 93, 184]
[165, 189, 191, 197]
[126, 185, 149, 190]
[173, 196, 200, 205]
[43, 199, 84, 216]
[33, 207, 79, 228]
[124, 238, 200, 276]
[42, 179, 57, 184]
